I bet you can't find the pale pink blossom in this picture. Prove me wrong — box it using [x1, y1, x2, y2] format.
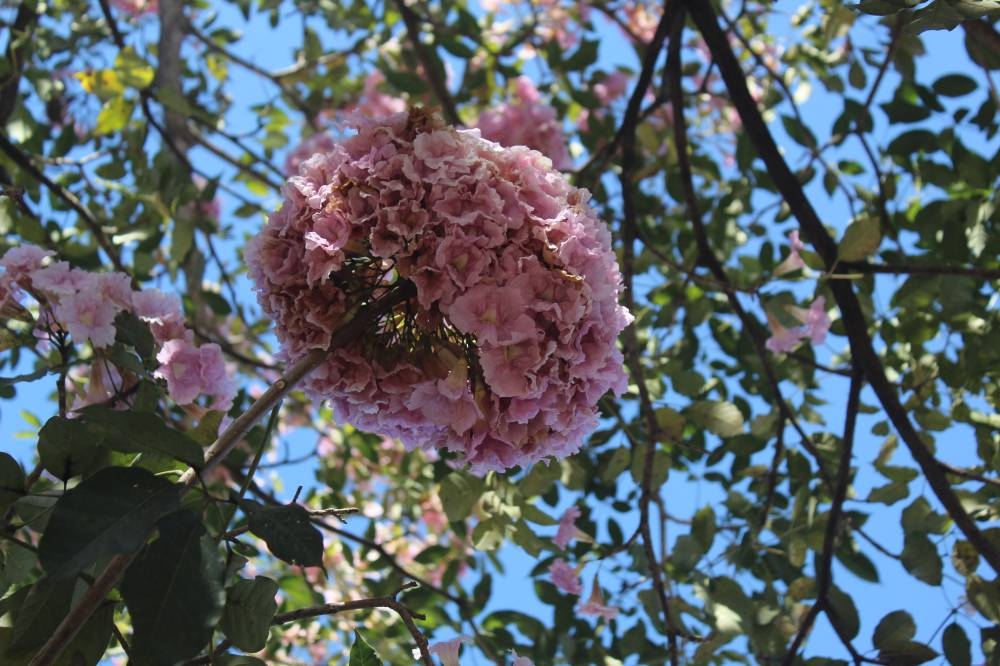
[53, 287, 120, 348]
[549, 559, 582, 595]
[428, 636, 470, 666]
[28, 261, 89, 297]
[476, 77, 572, 170]
[765, 296, 831, 354]
[247, 110, 631, 473]
[131, 288, 188, 343]
[554, 506, 581, 550]
[764, 313, 802, 354]
[578, 576, 619, 620]
[111, 0, 157, 16]
[155, 338, 235, 410]
[1, 244, 54, 278]
[774, 230, 806, 275]
[511, 653, 535, 666]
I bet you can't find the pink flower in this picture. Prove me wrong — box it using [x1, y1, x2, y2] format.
[155, 339, 236, 410]
[284, 131, 337, 177]
[476, 77, 573, 170]
[775, 230, 806, 275]
[28, 261, 89, 297]
[110, 0, 157, 16]
[511, 653, 535, 666]
[578, 576, 619, 620]
[554, 506, 581, 550]
[549, 559, 582, 595]
[764, 313, 802, 354]
[428, 636, 470, 666]
[765, 296, 831, 354]
[53, 287, 120, 348]
[247, 110, 631, 473]
[1, 244, 54, 278]
[131, 288, 187, 343]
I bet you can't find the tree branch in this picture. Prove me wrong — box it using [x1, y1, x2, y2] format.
[682, 0, 1000, 577]
[391, 0, 461, 126]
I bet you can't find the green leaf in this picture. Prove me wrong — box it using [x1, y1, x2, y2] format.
[76, 407, 204, 467]
[872, 610, 916, 650]
[37, 416, 105, 481]
[781, 114, 817, 148]
[654, 407, 686, 441]
[1, 592, 113, 666]
[877, 641, 938, 665]
[951, 540, 979, 577]
[827, 586, 860, 639]
[244, 501, 324, 567]
[7, 578, 75, 652]
[691, 506, 717, 552]
[95, 96, 135, 136]
[438, 473, 484, 522]
[900, 532, 942, 585]
[686, 400, 744, 438]
[943, 622, 971, 666]
[966, 575, 1000, 623]
[932, 74, 977, 97]
[348, 630, 382, 666]
[219, 577, 278, 652]
[121, 511, 226, 666]
[838, 216, 881, 262]
[37, 466, 181, 580]
[114, 46, 155, 89]
[115, 311, 156, 361]
[0, 452, 24, 510]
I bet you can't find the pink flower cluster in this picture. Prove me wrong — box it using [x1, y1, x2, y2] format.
[0, 245, 235, 411]
[110, 0, 157, 17]
[246, 109, 632, 473]
[476, 77, 573, 171]
[765, 296, 831, 355]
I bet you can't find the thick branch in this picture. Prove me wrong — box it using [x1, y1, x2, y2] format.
[682, 0, 1000, 576]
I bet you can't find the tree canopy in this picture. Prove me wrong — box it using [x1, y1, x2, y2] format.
[1, 0, 999, 664]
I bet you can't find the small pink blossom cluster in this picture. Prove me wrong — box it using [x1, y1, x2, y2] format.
[246, 109, 632, 473]
[476, 76, 573, 171]
[765, 296, 831, 355]
[0, 245, 235, 411]
[578, 70, 632, 133]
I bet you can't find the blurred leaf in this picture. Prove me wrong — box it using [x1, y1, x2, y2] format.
[76, 407, 204, 466]
[827, 586, 860, 639]
[37, 466, 181, 579]
[37, 416, 105, 481]
[686, 401, 744, 438]
[0, 452, 24, 510]
[900, 532, 942, 585]
[839, 216, 881, 262]
[121, 511, 225, 666]
[95, 96, 134, 136]
[943, 622, 971, 666]
[219, 577, 279, 653]
[872, 610, 916, 650]
[349, 630, 381, 666]
[438, 473, 484, 522]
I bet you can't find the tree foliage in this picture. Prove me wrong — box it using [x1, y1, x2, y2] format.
[1, 0, 999, 664]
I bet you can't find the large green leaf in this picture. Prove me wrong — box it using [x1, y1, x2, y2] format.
[219, 577, 278, 652]
[686, 400, 744, 438]
[121, 510, 225, 666]
[872, 610, 916, 650]
[900, 532, 943, 585]
[37, 466, 181, 580]
[37, 416, 105, 481]
[243, 501, 324, 567]
[6, 578, 75, 653]
[76, 407, 205, 467]
[942, 622, 971, 666]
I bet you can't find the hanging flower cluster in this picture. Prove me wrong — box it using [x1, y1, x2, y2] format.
[476, 76, 573, 171]
[246, 108, 632, 473]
